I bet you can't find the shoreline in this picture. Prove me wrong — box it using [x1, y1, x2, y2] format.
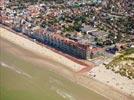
[0, 27, 133, 100]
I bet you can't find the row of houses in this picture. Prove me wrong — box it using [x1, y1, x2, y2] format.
[0, 14, 104, 59]
[32, 29, 88, 59]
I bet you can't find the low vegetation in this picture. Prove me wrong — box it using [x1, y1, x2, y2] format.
[106, 48, 134, 79]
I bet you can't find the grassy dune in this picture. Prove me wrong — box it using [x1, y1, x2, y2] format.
[106, 48, 134, 79]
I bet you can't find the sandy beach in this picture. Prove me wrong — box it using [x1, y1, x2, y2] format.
[0, 27, 134, 100]
[88, 64, 134, 97]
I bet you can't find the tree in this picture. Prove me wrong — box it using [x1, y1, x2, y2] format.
[73, 21, 82, 32]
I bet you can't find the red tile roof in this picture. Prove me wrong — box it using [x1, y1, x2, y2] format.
[88, 47, 104, 54]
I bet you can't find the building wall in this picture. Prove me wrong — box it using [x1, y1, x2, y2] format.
[30, 32, 89, 59]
